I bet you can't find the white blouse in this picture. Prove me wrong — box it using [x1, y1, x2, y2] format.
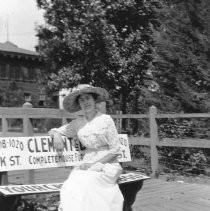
[51, 112, 121, 163]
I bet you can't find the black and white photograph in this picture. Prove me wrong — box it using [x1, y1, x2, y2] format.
[0, 1, 210, 211]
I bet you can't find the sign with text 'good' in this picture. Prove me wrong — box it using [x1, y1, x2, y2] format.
[0, 134, 131, 171]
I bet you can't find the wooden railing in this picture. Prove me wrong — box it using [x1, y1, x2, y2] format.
[1, 104, 210, 182]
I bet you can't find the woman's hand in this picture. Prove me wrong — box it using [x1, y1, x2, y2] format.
[88, 162, 104, 171]
[79, 163, 92, 170]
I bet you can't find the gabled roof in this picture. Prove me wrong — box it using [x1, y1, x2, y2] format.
[0, 41, 40, 57]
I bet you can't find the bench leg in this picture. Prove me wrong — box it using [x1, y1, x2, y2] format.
[0, 195, 21, 211]
[0, 173, 21, 211]
[119, 180, 144, 211]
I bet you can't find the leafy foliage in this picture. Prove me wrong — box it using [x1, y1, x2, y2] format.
[35, 0, 210, 176]
[36, 0, 159, 113]
[158, 119, 193, 139]
[152, 0, 210, 112]
[36, 0, 210, 113]
[158, 118, 209, 175]
[15, 193, 59, 211]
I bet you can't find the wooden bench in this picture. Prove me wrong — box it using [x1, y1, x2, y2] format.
[0, 134, 150, 211]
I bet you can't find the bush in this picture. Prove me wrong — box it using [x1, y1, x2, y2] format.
[158, 118, 209, 175]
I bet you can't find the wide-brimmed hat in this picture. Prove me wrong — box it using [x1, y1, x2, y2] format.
[63, 84, 109, 113]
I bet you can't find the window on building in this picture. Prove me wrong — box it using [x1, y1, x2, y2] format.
[35, 68, 42, 76]
[0, 64, 7, 79]
[14, 66, 21, 80]
[39, 93, 46, 107]
[9, 66, 22, 80]
[24, 93, 31, 102]
[21, 66, 29, 81]
[34, 68, 43, 80]
[39, 100, 45, 107]
[9, 66, 16, 79]
[28, 68, 35, 81]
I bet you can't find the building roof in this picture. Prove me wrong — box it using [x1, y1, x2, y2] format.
[0, 41, 40, 58]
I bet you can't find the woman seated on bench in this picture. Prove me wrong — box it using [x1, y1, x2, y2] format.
[49, 84, 124, 211]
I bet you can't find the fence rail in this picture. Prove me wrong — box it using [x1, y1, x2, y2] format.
[0, 104, 210, 184]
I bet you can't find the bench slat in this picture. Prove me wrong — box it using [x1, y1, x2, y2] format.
[0, 173, 150, 196]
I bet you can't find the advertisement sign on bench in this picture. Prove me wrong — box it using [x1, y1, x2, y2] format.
[0, 134, 131, 171]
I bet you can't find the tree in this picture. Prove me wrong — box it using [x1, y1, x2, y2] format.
[36, 0, 159, 114]
[152, 0, 210, 112]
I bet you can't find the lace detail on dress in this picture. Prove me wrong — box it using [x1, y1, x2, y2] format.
[77, 114, 121, 154]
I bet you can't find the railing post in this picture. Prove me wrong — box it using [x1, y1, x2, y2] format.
[116, 110, 122, 133]
[149, 106, 159, 178]
[23, 102, 35, 184]
[0, 116, 8, 185]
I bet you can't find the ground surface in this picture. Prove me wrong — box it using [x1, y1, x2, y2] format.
[8, 159, 210, 210]
[15, 173, 210, 211]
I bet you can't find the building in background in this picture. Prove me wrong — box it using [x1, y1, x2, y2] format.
[0, 41, 49, 107]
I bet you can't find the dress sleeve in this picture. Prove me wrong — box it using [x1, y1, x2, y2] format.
[49, 119, 77, 138]
[105, 116, 121, 155]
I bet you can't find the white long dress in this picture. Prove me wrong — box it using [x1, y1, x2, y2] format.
[52, 111, 124, 211]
